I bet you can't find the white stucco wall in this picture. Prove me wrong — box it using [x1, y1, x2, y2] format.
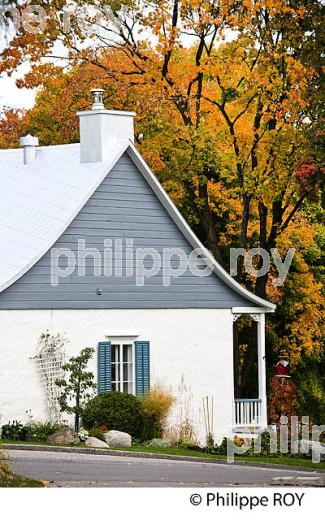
[0, 309, 234, 444]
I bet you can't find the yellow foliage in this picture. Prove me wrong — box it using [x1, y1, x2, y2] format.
[0, 449, 12, 480]
[139, 383, 175, 428]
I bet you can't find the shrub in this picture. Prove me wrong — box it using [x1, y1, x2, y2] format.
[0, 447, 12, 480]
[268, 376, 298, 425]
[177, 439, 202, 451]
[139, 384, 175, 440]
[56, 347, 96, 432]
[212, 437, 228, 455]
[164, 418, 197, 446]
[25, 421, 61, 442]
[76, 428, 89, 442]
[210, 433, 282, 458]
[88, 427, 106, 442]
[81, 391, 143, 438]
[144, 438, 172, 449]
[1, 421, 28, 441]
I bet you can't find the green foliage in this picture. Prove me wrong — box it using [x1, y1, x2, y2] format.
[1, 420, 61, 442]
[0, 477, 44, 487]
[25, 421, 61, 442]
[211, 437, 228, 455]
[0, 0, 323, 428]
[88, 427, 106, 442]
[0, 447, 13, 480]
[1, 421, 28, 441]
[251, 431, 281, 458]
[176, 439, 202, 451]
[293, 351, 325, 425]
[144, 438, 172, 449]
[81, 392, 143, 438]
[76, 428, 89, 442]
[301, 201, 325, 281]
[55, 347, 96, 432]
[210, 433, 279, 458]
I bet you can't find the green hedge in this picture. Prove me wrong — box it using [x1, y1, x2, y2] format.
[81, 392, 143, 438]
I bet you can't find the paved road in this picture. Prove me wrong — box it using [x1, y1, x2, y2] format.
[6, 450, 323, 487]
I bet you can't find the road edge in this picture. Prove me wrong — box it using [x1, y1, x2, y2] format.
[3, 443, 324, 472]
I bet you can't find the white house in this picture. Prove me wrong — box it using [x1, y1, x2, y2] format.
[0, 89, 275, 444]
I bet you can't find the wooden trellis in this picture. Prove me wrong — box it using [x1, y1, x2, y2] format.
[33, 332, 67, 423]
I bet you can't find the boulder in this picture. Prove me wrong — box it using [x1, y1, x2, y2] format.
[47, 426, 80, 445]
[300, 439, 325, 461]
[85, 436, 109, 449]
[104, 430, 132, 448]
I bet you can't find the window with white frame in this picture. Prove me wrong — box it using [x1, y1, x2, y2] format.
[111, 342, 134, 394]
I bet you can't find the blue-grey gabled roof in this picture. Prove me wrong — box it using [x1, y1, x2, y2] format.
[127, 144, 275, 311]
[0, 140, 275, 311]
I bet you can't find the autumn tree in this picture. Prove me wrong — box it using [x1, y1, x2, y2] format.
[268, 376, 298, 426]
[1, 1, 324, 397]
[1, 1, 323, 269]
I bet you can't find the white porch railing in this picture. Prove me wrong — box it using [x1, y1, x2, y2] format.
[234, 399, 262, 428]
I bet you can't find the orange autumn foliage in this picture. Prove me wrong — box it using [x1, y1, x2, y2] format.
[0, 1, 323, 375]
[268, 376, 298, 425]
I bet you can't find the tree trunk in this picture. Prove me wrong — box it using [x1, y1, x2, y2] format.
[236, 193, 252, 283]
[255, 273, 268, 299]
[198, 176, 224, 265]
[254, 201, 269, 299]
[75, 377, 81, 432]
[75, 413, 80, 433]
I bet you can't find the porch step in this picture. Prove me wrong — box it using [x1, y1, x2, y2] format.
[233, 433, 259, 439]
[233, 427, 263, 439]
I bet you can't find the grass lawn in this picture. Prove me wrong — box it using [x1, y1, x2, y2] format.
[0, 476, 44, 487]
[3, 441, 325, 470]
[107, 445, 325, 470]
[0, 456, 44, 487]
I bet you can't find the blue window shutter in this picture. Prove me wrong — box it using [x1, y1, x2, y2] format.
[98, 341, 112, 393]
[135, 341, 150, 395]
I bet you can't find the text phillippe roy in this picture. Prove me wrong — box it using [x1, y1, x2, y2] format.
[190, 492, 305, 509]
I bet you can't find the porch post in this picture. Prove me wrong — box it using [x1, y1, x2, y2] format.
[233, 309, 268, 430]
[255, 313, 267, 429]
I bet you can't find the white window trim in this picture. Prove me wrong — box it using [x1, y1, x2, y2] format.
[105, 335, 139, 339]
[107, 337, 136, 396]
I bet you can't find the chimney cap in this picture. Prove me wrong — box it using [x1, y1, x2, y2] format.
[91, 88, 105, 110]
[20, 134, 39, 147]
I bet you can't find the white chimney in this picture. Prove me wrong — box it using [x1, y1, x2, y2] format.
[77, 89, 136, 163]
[20, 134, 39, 164]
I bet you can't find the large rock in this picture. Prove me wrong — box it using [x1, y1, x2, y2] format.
[47, 427, 80, 445]
[85, 436, 109, 449]
[300, 439, 325, 461]
[104, 430, 132, 448]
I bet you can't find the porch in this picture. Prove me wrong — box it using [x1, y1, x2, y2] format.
[232, 309, 268, 432]
[233, 398, 262, 429]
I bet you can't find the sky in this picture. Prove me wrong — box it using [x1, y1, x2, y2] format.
[0, 23, 37, 114]
[0, 16, 237, 115]
[0, 68, 37, 113]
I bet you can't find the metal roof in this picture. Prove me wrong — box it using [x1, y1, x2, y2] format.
[0, 142, 127, 293]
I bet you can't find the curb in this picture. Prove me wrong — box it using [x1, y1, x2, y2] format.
[3, 443, 324, 472]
